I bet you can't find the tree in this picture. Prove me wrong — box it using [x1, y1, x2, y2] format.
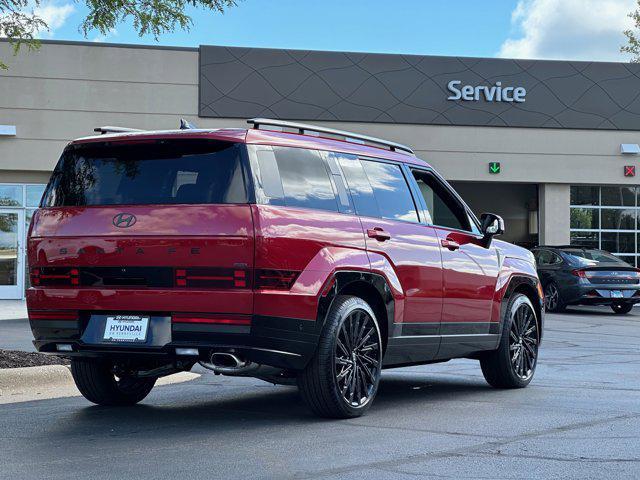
[0, 0, 239, 69]
[622, 0, 640, 62]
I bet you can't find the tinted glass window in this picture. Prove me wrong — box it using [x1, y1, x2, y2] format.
[0, 185, 22, 207]
[601, 187, 635, 207]
[26, 185, 46, 207]
[272, 147, 338, 212]
[338, 156, 380, 218]
[43, 140, 246, 206]
[570, 208, 599, 229]
[412, 170, 471, 231]
[360, 160, 418, 222]
[570, 186, 599, 206]
[561, 248, 628, 266]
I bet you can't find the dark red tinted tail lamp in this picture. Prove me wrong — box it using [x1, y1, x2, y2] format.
[571, 269, 587, 278]
[255, 269, 300, 290]
[31, 267, 79, 286]
[175, 267, 250, 289]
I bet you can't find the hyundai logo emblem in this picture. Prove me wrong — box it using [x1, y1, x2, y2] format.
[112, 213, 137, 228]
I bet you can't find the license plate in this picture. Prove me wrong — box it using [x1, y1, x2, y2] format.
[103, 315, 149, 342]
[611, 290, 624, 298]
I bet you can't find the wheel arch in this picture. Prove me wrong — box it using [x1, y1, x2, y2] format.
[500, 275, 544, 342]
[317, 271, 394, 353]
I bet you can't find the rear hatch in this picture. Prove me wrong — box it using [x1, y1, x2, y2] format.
[28, 137, 254, 315]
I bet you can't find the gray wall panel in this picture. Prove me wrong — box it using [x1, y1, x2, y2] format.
[199, 46, 640, 130]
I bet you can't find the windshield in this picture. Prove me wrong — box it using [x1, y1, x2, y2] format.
[561, 248, 629, 267]
[42, 140, 247, 207]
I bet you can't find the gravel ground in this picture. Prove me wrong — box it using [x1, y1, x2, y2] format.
[0, 350, 69, 369]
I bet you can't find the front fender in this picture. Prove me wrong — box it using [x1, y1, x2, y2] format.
[493, 256, 544, 340]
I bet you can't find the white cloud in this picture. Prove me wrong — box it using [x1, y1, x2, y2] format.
[34, 1, 75, 37]
[92, 28, 118, 43]
[498, 0, 636, 61]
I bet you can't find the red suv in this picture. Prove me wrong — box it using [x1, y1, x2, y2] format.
[27, 118, 544, 418]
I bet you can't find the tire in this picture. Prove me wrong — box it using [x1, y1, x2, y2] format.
[298, 295, 383, 419]
[480, 293, 539, 388]
[611, 303, 634, 315]
[70, 358, 156, 406]
[544, 282, 565, 313]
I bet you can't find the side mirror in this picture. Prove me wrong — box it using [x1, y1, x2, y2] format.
[480, 212, 505, 247]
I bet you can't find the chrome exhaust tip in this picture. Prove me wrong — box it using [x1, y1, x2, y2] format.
[199, 351, 259, 375]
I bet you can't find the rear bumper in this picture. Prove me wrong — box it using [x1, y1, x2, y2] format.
[565, 284, 640, 306]
[30, 314, 320, 371]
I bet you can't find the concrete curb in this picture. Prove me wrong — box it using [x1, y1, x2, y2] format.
[0, 365, 200, 404]
[0, 365, 72, 393]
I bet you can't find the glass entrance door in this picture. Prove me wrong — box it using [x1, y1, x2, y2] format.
[0, 210, 25, 299]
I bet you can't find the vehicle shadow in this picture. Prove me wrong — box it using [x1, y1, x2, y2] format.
[46, 373, 492, 438]
[556, 306, 638, 317]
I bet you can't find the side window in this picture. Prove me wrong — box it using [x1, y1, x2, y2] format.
[338, 155, 380, 218]
[535, 249, 554, 266]
[359, 159, 419, 222]
[549, 252, 563, 265]
[412, 169, 473, 232]
[254, 146, 338, 212]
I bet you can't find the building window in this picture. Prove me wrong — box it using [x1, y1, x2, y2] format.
[570, 186, 640, 266]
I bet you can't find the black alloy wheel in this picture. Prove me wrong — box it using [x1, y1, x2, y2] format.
[298, 295, 383, 418]
[508, 300, 539, 381]
[334, 308, 382, 408]
[544, 282, 564, 312]
[480, 293, 539, 388]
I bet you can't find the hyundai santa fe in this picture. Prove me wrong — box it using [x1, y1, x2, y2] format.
[27, 118, 544, 418]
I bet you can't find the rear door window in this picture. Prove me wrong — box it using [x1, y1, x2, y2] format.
[358, 159, 418, 222]
[252, 146, 339, 212]
[274, 147, 338, 212]
[43, 140, 247, 206]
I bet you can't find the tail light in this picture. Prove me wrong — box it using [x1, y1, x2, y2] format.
[255, 269, 299, 290]
[174, 267, 250, 289]
[571, 269, 587, 278]
[31, 267, 79, 286]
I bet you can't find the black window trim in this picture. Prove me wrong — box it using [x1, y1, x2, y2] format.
[406, 165, 483, 237]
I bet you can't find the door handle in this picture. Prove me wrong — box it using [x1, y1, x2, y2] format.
[441, 239, 460, 251]
[367, 227, 391, 242]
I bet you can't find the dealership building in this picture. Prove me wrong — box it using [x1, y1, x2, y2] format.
[1, 39, 640, 298]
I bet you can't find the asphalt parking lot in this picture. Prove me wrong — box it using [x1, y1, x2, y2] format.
[1, 307, 639, 479]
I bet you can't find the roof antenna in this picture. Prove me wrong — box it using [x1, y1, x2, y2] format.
[180, 118, 197, 130]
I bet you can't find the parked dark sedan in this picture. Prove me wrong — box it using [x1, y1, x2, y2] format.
[532, 246, 640, 314]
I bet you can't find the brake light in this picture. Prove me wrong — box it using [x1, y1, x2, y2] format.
[255, 269, 300, 290]
[174, 267, 250, 289]
[571, 269, 587, 278]
[172, 313, 251, 325]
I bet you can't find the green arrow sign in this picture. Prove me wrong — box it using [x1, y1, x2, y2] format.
[489, 162, 501, 174]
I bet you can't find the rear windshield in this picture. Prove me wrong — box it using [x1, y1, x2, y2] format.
[42, 140, 247, 206]
[561, 249, 628, 266]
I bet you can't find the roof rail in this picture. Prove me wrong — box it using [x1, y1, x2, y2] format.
[94, 126, 144, 135]
[247, 118, 414, 155]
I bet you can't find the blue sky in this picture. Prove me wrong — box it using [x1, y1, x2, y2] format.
[38, 0, 636, 61]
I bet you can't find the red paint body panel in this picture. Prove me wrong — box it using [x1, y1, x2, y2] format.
[360, 216, 443, 325]
[251, 205, 368, 321]
[28, 204, 255, 315]
[434, 228, 500, 325]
